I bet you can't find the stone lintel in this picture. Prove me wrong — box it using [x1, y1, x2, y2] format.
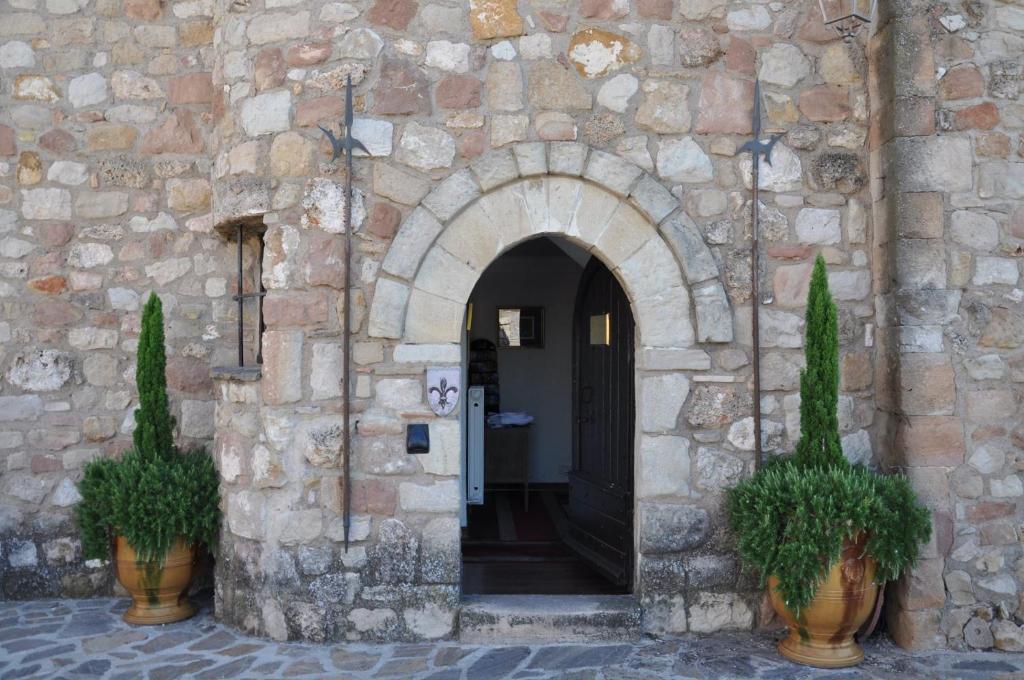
[211, 365, 263, 381]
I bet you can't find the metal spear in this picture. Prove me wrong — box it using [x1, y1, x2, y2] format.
[319, 75, 368, 551]
[738, 80, 783, 471]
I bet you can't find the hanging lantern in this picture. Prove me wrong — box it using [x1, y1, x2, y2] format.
[817, 0, 877, 40]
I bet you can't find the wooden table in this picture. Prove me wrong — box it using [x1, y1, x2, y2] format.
[484, 424, 531, 510]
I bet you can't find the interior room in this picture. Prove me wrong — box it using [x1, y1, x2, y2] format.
[460, 236, 626, 596]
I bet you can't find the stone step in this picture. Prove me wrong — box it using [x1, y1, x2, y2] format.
[458, 594, 642, 644]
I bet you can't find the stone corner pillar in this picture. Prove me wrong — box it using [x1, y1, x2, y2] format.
[871, 3, 956, 651]
[209, 365, 266, 633]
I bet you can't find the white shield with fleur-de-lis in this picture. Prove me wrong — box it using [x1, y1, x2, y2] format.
[426, 367, 460, 417]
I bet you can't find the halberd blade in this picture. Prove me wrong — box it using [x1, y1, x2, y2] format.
[350, 138, 370, 156]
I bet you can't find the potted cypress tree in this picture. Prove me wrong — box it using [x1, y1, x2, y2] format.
[727, 256, 931, 668]
[76, 293, 219, 624]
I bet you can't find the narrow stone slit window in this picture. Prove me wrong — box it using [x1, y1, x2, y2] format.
[216, 218, 266, 369]
[236, 223, 266, 366]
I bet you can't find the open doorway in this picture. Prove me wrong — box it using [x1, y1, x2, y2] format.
[461, 236, 635, 596]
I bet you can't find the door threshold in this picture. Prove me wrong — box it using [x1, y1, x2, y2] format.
[458, 594, 641, 643]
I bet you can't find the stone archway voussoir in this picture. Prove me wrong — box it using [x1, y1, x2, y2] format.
[437, 203, 505, 273]
[549, 142, 589, 176]
[414, 244, 482, 306]
[469, 148, 520, 191]
[630, 174, 678, 226]
[512, 178, 552, 237]
[633, 287, 696, 349]
[660, 214, 719, 286]
[593, 201, 658, 268]
[564, 182, 621, 245]
[367, 277, 411, 340]
[475, 183, 534, 247]
[370, 144, 731, 348]
[546, 176, 585, 235]
[382, 206, 444, 281]
[404, 288, 465, 344]
[617, 236, 687, 305]
[583, 149, 644, 197]
[512, 142, 548, 177]
[421, 168, 482, 223]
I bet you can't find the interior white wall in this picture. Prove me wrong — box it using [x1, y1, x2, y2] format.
[468, 238, 588, 483]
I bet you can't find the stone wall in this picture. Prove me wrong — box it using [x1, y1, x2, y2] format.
[0, 0, 226, 597]
[0, 0, 1016, 650]
[872, 0, 1024, 653]
[203, 0, 879, 641]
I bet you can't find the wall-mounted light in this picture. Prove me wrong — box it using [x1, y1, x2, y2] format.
[818, 0, 877, 40]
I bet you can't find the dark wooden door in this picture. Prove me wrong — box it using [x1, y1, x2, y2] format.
[568, 257, 635, 588]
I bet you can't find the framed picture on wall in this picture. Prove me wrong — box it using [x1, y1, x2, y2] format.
[497, 307, 544, 348]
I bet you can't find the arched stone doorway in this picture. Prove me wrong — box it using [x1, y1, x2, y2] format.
[366, 143, 740, 634]
[460, 235, 636, 596]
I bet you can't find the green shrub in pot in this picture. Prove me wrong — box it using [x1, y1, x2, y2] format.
[76, 293, 219, 623]
[727, 255, 931, 666]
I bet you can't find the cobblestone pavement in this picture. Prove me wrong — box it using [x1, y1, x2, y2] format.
[1, 599, 1022, 680]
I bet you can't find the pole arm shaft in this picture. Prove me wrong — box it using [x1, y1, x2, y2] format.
[342, 151, 353, 552]
[751, 157, 763, 471]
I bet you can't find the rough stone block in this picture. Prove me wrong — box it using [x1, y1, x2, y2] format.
[397, 123, 456, 171]
[262, 331, 304, 405]
[373, 162, 431, 206]
[898, 416, 965, 467]
[420, 517, 460, 584]
[638, 503, 709, 553]
[637, 436, 690, 498]
[639, 348, 711, 370]
[896, 239, 947, 291]
[227, 491, 265, 540]
[641, 594, 688, 635]
[883, 137, 973, 193]
[973, 256, 1019, 286]
[398, 480, 460, 513]
[271, 510, 323, 545]
[978, 161, 1024, 200]
[893, 558, 946, 611]
[640, 374, 690, 433]
[688, 593, 753, 633]
[887, 603, 944, 651]
[899, 354, 955, 416]
[965, 389, 1017, 423]
[693, 280, 733, 343]
[0, 395, 44, 421]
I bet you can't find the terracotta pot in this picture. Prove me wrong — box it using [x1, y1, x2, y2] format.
[768, 536, 878, 668]
[115, 535, 197, 625]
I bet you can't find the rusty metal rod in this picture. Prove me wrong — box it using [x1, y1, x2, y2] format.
[341, 84, 355, 552]
[739, 80, 781, 472]
[751, 158, 763, 471]
[318, 74, 368, 552]
[237, 223, 244, 367]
